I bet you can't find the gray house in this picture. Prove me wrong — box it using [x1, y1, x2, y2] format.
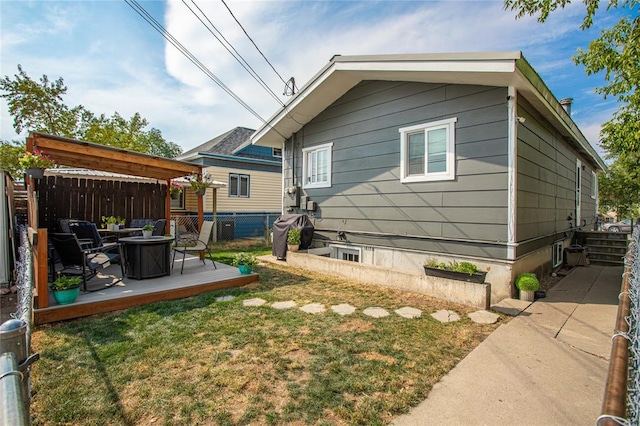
[251, 52, 606, 305]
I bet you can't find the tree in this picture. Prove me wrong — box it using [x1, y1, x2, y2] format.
[504, 0, 639, 158]
[598, 155, 640, 218]
[0, 140, 25, 177]
[0, 65, 183, 172]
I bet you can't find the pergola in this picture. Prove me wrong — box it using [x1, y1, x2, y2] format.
[26, 132, 206, 309]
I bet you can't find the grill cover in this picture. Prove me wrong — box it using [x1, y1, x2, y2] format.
[272, 214, 314, 259]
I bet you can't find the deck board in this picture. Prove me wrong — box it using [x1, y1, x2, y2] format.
[35, 256, 257, 324]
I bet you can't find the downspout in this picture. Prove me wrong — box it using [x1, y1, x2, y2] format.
[507, 87, 517, 260]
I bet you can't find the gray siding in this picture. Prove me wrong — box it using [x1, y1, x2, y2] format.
[515, 97, 597, 257]
[285, 81, 510, 258]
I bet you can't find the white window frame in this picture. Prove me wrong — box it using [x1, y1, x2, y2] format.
[330, 244, 362, 263]
[272, 147, 282, 158]
[552, 241, 564, 268]
[302, 142, 333, 189]
[591, 171, 597, 199]
[400, 117, 457, 183]
[229, 173, 250, 198]
[170, 192, 185, 210]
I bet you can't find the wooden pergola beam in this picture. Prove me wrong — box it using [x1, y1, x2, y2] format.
[27, 132, 206, 309]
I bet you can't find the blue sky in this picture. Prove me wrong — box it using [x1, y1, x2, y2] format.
[0, 0, 625, 155]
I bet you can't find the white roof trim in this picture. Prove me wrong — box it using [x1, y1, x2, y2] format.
[251, 51, 605, 170]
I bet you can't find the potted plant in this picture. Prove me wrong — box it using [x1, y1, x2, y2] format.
[169, 181, 183, 199]
[19, 149, 55, 179]
[423, 259, 488, 284]
[232, 252, 258, 274]
[142, 223, 154, 238]
[101, 216, 124, 231]
[49, 274, 82, 305]
[287, 228, 301, 252]
[515, 273, 539, 302]
[188, 173, 214, 196]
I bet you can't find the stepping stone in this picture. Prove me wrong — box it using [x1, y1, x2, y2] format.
[395, 307, 422, 319]
[215, 295, 235, 302]
[331, 304, 356, 316]
[243, 298, 266, 307]
[272, 301, 297, 310]
[300, 303, 325, 314]
[468, 310, 500, 324]
[363, 307, 390, 318]
[431, 309, 461, 323]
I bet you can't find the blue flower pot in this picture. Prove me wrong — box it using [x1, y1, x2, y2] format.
[52, 286, 80, 305]
[238, 264, 253, 275]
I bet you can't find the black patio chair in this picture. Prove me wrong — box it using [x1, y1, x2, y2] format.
[58, 218, 93, 248]
[69, 220, 117, 249]
[49, 233, 124, 292]
[152, 219, 166, 236]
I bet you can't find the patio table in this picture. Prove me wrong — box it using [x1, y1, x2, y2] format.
[119, 236, 174, 280]
[98, 227, 143, 241]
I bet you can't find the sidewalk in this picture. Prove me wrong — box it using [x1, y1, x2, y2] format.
[393, 264, 624, 426]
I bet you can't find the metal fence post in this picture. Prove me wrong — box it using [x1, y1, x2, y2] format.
[0, 352, 27, 426]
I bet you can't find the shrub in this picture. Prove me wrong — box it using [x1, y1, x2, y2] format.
[515, 273, 539, 291]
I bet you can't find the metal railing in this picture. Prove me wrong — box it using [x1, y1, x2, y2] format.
[0, 226, 38, 426]
[599, 228, 639, 425]
[171, 212, 279, 243]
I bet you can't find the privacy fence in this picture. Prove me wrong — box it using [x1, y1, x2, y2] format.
[37, 176, 166, 230]
[599, 228, 640, 425]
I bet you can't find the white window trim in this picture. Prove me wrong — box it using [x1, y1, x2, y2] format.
[400, 117, 457, 183]
[330, 244, 362, 263]
[229, 173, 250, 198]
[552, 241, 564, 268]
[302, 142, 333, 189]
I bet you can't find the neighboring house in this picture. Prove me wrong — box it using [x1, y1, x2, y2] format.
[177, 127, 282, 238]
[251, 52, 606, 305]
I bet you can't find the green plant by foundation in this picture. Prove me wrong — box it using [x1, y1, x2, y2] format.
[515, 273, 539, 291]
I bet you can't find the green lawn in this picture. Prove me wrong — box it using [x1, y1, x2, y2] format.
[31, 242, 501, 425]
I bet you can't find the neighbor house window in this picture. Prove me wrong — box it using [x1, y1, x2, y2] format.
[400, 117, 457, 183]
[552, 241, 563, 268]
[591, 171, 597, 199]
[273, 147, 282, 157]
[170, 192, 185, 210]
[302, 142, 333, 189]
[229, 173, 249, 197]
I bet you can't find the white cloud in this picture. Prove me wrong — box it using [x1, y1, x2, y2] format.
[0, 0, 617, 153]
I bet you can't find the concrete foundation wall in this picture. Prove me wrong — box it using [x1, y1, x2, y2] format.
[286, 251, 491, 309]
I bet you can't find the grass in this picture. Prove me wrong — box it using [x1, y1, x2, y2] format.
[30, 241, 502, 425]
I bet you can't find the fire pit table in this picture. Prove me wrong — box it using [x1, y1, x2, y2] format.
[119, 236, 174, 280]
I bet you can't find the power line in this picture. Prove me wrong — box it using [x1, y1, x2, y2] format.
[183, 0, 285, 106]
[124, 0, 274, 130]
[220, 0, 290, 90]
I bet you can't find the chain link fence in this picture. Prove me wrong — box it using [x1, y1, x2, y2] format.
[599, 228, 639, 425]
[170, 212, 280, 243]
[625, 229, 640, 425]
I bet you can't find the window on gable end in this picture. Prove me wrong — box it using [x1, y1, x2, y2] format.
[302, 142, 333, 189]
[400, 117, 457, 183]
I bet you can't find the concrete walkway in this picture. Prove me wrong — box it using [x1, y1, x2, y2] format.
[393, 264, 624, 426]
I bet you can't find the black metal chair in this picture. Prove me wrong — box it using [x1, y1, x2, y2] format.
[152, 219, 167, 236]
[69, 220, 117, 248]
[49, 233, 124, 292]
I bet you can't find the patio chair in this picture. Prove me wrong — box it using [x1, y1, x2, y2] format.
[172, 221, 216, 274]
[49, 233, 124, 292]
[152, 219, 166, 236]
[58, 218, 93, 248]
[69, 220, 117, 249]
